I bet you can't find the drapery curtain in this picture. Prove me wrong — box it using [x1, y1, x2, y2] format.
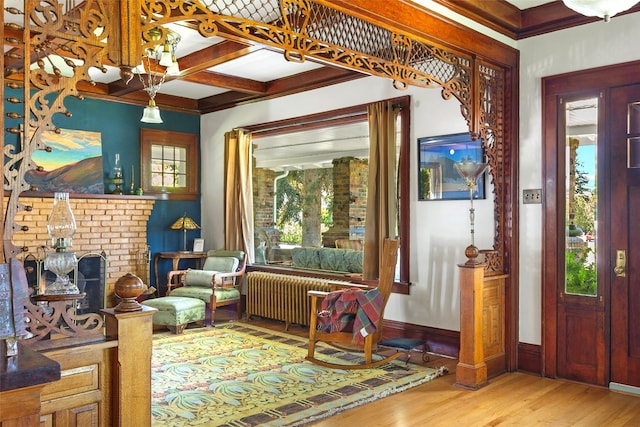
[363, 101, 399, 280]
[224, 129, 255, 263]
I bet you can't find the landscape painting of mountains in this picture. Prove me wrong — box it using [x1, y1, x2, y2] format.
[25, 128, 104, 194]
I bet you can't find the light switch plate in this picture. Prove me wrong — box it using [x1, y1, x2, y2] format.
[523, 189, 542, 204]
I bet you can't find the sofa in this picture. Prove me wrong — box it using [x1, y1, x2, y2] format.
[290, 247, 363, 274]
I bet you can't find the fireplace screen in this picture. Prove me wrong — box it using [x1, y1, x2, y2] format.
[24, 251, 108, 314]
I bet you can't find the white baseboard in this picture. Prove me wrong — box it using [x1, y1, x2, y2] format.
[609, 382, 640, 395]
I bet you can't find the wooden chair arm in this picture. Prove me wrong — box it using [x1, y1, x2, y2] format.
[308, 290, 330, 298]
[211, 268, 246, 289]
[166, 270, 187, 294]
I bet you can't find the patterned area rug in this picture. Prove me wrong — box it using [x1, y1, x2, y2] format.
[151, 322, 446, 426]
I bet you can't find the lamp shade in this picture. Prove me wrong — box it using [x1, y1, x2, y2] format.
[165, 58, 180, 76]
[562, 0, 639, 21]
[47, 192, 76, 250]
[170, 214, 200, 231]
[171, 214, 200, 252]
[454, 158, 489, 184]
[141, 99, 163, 123]
[159, 43, 173, 67]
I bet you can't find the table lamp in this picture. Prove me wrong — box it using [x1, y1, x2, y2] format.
[170, 213, 200, 252]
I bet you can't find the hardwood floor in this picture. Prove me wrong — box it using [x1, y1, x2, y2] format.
[189, 310, 640, 426]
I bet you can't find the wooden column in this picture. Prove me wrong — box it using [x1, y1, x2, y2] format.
[103, 306, 156, 427]
[455, 262, 488, 389]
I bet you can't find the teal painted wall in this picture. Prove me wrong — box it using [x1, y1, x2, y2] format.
[3, 88, 202, 289]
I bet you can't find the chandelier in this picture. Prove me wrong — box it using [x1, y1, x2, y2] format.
[562, 0, 639, 22]
[133, 27, 181, 123]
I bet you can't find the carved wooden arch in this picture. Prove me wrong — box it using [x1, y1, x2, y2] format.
[4, 0, 509, 276]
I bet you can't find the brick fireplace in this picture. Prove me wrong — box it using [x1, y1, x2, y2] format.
[10, 196, 155, 306]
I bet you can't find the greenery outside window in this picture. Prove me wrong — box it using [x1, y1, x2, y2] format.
[140, 128, 198, 200]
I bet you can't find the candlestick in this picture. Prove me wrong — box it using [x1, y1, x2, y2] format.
[130, 165, 135, 194]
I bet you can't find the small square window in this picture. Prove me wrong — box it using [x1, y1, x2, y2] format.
[140, 128, 198, 199]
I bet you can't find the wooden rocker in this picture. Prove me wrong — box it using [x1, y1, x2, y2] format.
[306, 238, 402, 369]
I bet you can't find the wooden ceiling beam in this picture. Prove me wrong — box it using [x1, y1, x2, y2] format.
[175, 40, 258, 75]
[104, 39, 259, 97]
[181, 71, 267, 94]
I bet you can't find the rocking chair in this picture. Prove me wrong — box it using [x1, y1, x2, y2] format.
[306, 238, 401, 369]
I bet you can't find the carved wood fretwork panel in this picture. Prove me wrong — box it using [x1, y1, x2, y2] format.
[4, 0, 509, 275]
[3, 0, 113, 259]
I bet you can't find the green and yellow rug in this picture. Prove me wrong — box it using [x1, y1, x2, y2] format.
[152, 323, 446, 426]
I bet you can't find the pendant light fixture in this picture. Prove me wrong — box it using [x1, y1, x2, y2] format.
[562, 0, 639, 22]
[135, 27, 181, 123]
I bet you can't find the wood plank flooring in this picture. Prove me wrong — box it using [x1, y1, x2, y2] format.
[184, 311, 640, 426]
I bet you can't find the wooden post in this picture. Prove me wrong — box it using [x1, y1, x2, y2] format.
[455, 262, 488, 389]
[103, 306, 156, 427]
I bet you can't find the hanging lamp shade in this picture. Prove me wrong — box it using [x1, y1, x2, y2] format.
[562, 0, 639, 22]
[165, 57, 180, 76]
[159, 42, 173, 67]
[141, 99, 162, 123]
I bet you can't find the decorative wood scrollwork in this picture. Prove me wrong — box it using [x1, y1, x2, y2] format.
[25, 295, 104, 346]
[4, 0, 111, 259]
[5, 0, 508, 274]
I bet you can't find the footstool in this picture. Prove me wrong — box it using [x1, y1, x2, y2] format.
[378, 337, 430, 368]
[141, 296, 206, 334]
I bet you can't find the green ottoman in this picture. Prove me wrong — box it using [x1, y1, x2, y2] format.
[142, 296, 206, 334]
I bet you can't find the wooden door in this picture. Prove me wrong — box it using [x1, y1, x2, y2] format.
[543, 61, 640, 387]
[610, 84, 640, 388]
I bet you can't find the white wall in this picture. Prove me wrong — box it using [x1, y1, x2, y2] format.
[518, 13, 640, 345]
[201, 75, 494, 331]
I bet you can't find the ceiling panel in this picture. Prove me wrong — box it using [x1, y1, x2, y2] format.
[505, 0, 554, 9]
[253, 122, 370, 171]
[210, 49, 323, 81]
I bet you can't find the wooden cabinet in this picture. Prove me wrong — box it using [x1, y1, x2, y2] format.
[0, 344, 60, 426]
[1, 385, 46, 426]
[39, 343, 115, 427]
[1, 306, 155, 426]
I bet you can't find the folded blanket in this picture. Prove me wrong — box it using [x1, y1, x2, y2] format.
[317, 287, 383, 343]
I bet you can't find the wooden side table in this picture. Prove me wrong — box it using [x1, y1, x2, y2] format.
[154, 252, 207, 294]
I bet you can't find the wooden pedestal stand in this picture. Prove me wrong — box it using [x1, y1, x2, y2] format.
[455, 260, 489, 390]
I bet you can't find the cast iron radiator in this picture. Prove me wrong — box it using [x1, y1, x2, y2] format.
[246, 272, 350, 329]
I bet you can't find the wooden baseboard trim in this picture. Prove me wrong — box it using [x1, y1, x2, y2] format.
[517, 342, 542, 374]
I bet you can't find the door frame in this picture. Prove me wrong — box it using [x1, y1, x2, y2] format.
[541, 60, 640, 381]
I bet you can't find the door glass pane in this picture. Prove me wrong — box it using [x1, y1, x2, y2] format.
[564, 98, 598, 296]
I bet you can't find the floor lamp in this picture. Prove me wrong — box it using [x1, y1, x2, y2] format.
[455, 157, 489, 265]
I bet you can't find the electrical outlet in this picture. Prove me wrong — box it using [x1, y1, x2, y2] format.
[523, 189, 542, 204]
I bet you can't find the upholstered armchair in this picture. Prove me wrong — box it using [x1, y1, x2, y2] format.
[167, 250, 246, 325]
